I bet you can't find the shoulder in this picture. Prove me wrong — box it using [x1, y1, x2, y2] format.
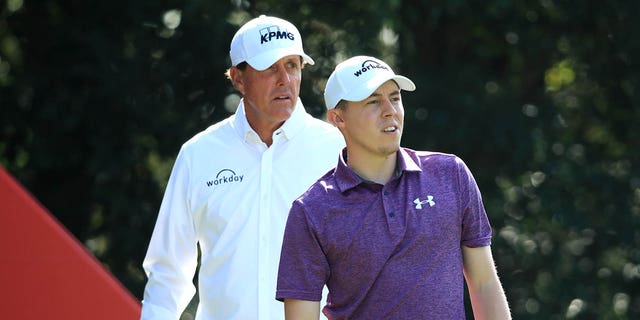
[295, 168, 339, 205]
[303, 113, 343, 138]
[181, 116, 235, 151]
[289, 169, 340, 228]
[404, 148, 462, 168]
[305, 114, 336, 130]
[292, 113, 345, 153]
[402, 148, 477, 183]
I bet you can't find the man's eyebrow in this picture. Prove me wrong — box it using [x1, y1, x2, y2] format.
[285, 57, 301, 64]
[368, 90, 401, 98]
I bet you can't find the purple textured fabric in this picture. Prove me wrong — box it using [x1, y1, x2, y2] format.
[276, 148, 492, 319]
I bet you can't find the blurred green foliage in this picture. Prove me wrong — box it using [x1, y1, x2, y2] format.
[1, 0, 639, 318]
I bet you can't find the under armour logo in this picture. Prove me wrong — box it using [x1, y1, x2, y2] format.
[414, 196, 435, 209]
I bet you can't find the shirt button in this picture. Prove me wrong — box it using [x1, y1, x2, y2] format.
[389, 212, 395, 217]
[383, 191, 390, 196]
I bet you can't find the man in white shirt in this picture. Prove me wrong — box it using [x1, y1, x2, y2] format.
[140, 15, 345, 320]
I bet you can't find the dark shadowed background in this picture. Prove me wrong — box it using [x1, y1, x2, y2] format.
[1, 0, 639, 319]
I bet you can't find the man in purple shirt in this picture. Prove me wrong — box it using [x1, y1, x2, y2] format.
[276, 56, 511, 319]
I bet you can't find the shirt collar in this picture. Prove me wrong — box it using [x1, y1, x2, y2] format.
[232, 98, 308, 143]
[335, 147, 422, 193]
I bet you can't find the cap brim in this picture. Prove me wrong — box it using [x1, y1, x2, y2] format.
[246, 48, 315, 71]
[343, 75, 416, 102]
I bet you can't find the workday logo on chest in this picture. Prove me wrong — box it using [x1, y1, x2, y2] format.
[206, 169, 244, 187]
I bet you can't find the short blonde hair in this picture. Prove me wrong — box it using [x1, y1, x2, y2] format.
[224, 62, 248, 80]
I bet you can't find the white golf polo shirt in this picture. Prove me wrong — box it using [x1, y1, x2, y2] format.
[141, 99, 344, 320]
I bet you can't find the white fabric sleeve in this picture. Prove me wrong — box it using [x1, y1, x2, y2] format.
[140, 149, 199, 320]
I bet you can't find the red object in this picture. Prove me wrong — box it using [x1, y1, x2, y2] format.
[0, 167, 141, 319]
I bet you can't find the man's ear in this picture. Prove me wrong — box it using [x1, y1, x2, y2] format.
[229, 67, 245, 94]
[327, 108, 345, 127]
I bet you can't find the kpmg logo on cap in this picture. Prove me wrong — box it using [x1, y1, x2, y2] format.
[353, 60, 390, 77]
[260, 25, 294, 44]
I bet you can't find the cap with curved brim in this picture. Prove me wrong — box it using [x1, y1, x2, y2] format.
[324, 55, 416, 110]
[230, 15, 315, 71]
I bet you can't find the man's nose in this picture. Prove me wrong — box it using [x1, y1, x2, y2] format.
[276, 65, 291, 85]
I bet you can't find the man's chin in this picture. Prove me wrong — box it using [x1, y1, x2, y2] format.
[379, 145, 401, 157]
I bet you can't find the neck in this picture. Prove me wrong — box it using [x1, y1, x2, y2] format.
[346, 150, 398, 185]
[243, 102, 288, 147]
[249, 121, 281, 146]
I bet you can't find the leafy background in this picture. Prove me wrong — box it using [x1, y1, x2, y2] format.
[1, 0, 639, 319]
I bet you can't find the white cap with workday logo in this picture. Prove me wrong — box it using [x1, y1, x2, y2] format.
[230, 15, 315, 71]
[324, 56, 416, 110]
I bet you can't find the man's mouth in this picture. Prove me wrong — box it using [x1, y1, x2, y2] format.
[382, 126, 398, 133]
[274, 94, 291, 101]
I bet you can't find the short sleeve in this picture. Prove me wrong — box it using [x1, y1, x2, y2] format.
[456, 157, 492, 248]
[276, 200, 329, 302]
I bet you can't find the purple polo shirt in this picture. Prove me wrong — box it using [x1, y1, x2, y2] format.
[276, 148, 492, 319]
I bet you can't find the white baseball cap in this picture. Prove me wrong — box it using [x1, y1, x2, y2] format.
[324, 56, 416, 110]
[230, 15, 315, 71]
